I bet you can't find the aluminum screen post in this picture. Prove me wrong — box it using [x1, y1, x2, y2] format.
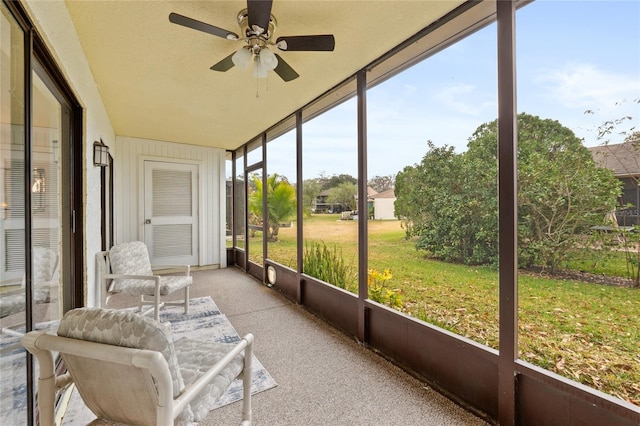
[497, 0, 519, 424]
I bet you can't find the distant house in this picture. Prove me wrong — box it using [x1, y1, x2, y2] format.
[312, 189, 332, 213]
[589, 142, 640, 226]
[370, 188, 397, 220]
[314, 186, 378, 215]
[313, 189, 353, 214]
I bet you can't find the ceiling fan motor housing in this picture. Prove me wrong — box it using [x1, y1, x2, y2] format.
[237, 8, 277, 44]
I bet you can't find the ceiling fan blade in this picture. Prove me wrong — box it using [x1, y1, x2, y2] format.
[247, 0, 272, 34]
[276, 35, 335, 52]
[210, 53, 236, 72]
[169, 13, 239, 40]
[273, 54, 299, 82]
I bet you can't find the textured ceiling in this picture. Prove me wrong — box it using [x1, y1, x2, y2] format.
[64, 0, 466, 150]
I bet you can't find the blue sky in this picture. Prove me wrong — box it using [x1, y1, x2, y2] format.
[261, 1, 640, 182]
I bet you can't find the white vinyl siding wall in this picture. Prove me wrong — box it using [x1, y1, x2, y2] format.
[114, 136, 226, 268]
[373, 197, 397, 220]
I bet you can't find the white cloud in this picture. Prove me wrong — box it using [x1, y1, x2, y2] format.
[534, 62, 639, 112]
[432, 83, 483, 115]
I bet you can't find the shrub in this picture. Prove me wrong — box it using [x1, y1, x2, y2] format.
[303, 241, 356, 291]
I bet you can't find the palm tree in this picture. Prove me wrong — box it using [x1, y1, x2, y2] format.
[249, 174, 296, 242]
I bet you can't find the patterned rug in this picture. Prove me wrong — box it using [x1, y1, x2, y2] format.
[0, 296, 277, 424]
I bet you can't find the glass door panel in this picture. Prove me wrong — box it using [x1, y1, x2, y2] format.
[0, 3, 27, 424]
[30, 71, 62, 326]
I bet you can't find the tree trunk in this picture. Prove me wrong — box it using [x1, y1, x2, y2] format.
[270, 223, 280, 242]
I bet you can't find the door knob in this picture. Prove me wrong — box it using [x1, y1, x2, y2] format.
[145, 219, 151, 224]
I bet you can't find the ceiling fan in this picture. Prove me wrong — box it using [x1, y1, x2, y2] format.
[169, 0, 335, 82]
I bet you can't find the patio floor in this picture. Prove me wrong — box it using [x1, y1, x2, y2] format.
[109, 267, 490, 425]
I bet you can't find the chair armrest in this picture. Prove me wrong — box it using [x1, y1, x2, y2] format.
[105, 273, 161, 283]
[150, 264, 191, 276]
[173, 333, 254, 416]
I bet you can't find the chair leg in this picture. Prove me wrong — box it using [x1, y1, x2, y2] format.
[241, 335, 253, 425]
[154, 292, 160, 321]
[183, 286, 190, 315]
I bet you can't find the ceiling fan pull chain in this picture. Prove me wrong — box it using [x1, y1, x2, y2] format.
[256, 77, 260, 98]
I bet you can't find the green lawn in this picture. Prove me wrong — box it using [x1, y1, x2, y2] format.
[247, 214, 639, 405]
[564, 247, 638, 279]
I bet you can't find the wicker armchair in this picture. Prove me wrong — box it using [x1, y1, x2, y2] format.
[96, 241, 192, 320]
[22, 308, 253, 425]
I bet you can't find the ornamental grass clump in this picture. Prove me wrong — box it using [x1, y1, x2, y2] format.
[303, 241, 355, 291]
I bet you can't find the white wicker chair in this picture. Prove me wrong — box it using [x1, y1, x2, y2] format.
[0, 246, 58, 320]
[96, 241, 192, 320]
[22, 308, 253, 426]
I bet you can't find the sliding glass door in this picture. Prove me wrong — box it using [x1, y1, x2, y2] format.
[0, 4, 27, 422]
[1, 2, 82, 424]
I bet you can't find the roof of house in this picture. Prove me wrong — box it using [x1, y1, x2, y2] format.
[589, 142, 640, 177]
[370, 188, 395, 199]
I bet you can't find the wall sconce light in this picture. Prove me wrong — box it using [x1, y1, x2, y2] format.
[32, 168, 46, 193]
[93, 140, 110, 167]
[32, 168, 46, 212]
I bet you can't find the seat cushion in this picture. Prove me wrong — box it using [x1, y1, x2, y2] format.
[33, 246, 58, 282]
[119, 275, 192, 297]
[174, 337, 245, 421]
[0, 292, 25, 318]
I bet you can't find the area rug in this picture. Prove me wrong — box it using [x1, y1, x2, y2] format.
[0, 296, 277, 425]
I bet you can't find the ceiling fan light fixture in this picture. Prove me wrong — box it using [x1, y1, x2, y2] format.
[259, 47, 278, 70]
[169, 1, 334, 84]
[231, 47, 252, 69]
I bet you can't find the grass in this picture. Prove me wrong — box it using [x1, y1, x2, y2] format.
[246, 214, 639, 405]
[563, 247, 638, 280]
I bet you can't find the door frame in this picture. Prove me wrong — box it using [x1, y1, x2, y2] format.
[32, 56, 83, 315]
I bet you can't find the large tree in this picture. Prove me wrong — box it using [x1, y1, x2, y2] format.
[302, 178, 322, 217]
[327, 182, 357, 211]
[368, 174, 396, 192]
[320, 173, 357, 191]
[248, 174, 296, 242]
[395, 113, 621, 270]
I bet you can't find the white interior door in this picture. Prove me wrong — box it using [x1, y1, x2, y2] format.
[144, 161, 198, 265]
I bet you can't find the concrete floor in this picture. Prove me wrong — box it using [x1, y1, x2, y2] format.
[110, 267, 490, 425]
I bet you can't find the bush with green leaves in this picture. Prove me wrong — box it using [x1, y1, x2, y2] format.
[395, 113, 621, 271]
